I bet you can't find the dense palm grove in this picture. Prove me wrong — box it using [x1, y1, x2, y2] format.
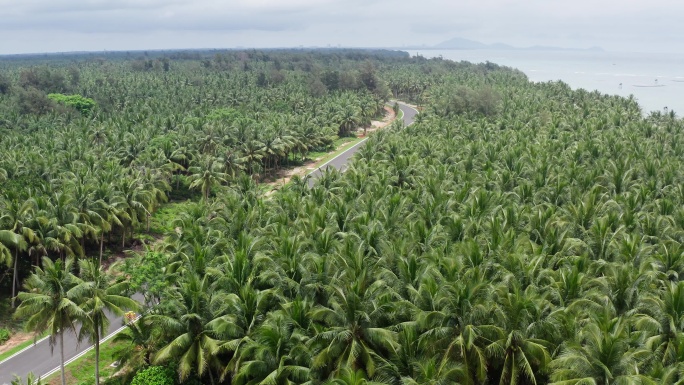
[3, 49, 684, 385]
[0, 49, 390, 300]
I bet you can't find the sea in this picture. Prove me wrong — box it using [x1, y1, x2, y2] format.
[408, 49, 684, 116]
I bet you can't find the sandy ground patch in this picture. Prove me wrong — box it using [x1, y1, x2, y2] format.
[0, 331, 37, 356]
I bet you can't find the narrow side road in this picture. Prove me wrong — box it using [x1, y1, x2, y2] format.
[307, 101, 418, 186]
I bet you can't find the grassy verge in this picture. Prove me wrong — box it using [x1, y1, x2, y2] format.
[44, 339, 127, 385]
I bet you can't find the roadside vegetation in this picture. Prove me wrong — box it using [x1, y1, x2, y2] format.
[3, 48, 684, 385]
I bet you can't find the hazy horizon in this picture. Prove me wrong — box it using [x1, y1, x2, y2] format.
[0, 0, 681, 56]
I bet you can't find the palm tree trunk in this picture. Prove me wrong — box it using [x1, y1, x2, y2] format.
[95, 328, 101, 385]
[60, 331, 66, 385]
[122, 226, 126, 249]
[11, 248, 18, 308]
[99, 232, 104, 265]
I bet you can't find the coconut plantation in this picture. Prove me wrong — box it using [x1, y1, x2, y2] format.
[1, 49, 684, 385]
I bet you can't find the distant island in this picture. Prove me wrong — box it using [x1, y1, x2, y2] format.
[403, 37, 604, 52]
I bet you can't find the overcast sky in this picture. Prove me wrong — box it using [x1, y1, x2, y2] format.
[0, 0, 681, 55]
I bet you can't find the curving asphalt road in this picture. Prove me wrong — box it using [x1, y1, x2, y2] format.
[0, 102, 419, 385]
[307, 101, 418, 186]
[0, 294, 144, 385]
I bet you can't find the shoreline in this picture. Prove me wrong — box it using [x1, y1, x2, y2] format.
[409, 48, 684, 115]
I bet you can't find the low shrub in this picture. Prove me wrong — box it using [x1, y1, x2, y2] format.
[0, 328, 10, 345]
[130, 366, 175, 385]
[47, 93, 97, 116]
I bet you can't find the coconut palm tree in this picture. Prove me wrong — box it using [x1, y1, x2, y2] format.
[188, 156, 229, 201]
[336, 104, 361, 137]
[14, 257, 86, 385]
[232, 312, 310, 385]
[70, 259, 140, 385]
[116, 175, 153, 248]
[151, 272, 243, 384]
[0, 196, 37, 307]
[418, 276, 500, 385]
[636, 281, 684, 367]
[486, 330, 551, 385]
[549, 311, 654, 385]
[309, 273, 399, 380]
[112, 315, 158, 370]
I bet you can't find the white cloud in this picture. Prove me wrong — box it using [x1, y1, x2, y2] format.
[0, 0, 681, 54]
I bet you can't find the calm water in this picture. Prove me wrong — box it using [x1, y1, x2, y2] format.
[409, 49, 684, 115]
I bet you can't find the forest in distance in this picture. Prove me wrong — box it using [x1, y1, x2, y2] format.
[1, 48, 684, 385]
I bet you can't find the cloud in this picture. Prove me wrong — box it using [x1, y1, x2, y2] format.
[0, 0, 682, 53]
[0, 0, 317, 33]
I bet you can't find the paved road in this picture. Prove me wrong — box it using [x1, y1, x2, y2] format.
[0, 294, 143, 384]
[307, 101, 418, 186]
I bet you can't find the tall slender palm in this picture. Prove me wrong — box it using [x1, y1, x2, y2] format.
[0, 196, 37, 307]
[70, 181, 105, 256]
[70, 259, 140, 385]
[117, 176, 153, 248]
[92, 181, 125, 263]
[32, 193, 83, 259]
[14, 257, 85, 385]
[188, 156, 229, 201]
